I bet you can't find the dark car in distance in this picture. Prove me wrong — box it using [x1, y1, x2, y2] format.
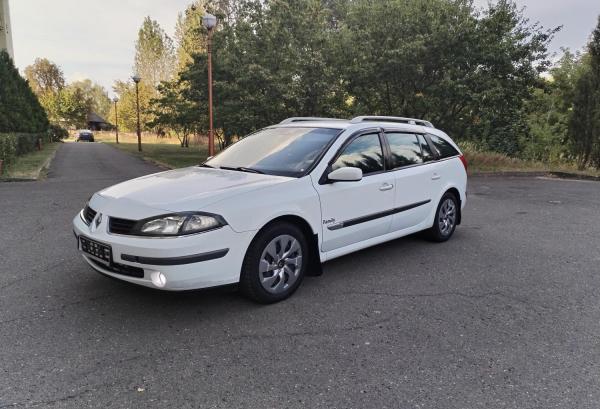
[77, 130, 95, 142]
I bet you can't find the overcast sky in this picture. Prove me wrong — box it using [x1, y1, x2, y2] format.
[9, 0, 600, 96]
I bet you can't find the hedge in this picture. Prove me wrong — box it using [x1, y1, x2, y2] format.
[0, 133, 47, 166]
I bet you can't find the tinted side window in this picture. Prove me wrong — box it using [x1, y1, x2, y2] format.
[332, 133, 383, 175]
[429, 134, 459, 158]
[418, 134, 434, 162]
[386, 133, 422, 169]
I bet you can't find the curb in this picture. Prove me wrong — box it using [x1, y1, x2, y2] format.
[36, 145, 59, 180]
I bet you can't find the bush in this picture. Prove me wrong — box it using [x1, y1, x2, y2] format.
[0, 135, 17, 166]
[0, 133, 46, 166]
[48, 124, 68, 142]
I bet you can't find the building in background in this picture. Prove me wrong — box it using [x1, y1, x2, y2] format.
[0, 0, 13, 59]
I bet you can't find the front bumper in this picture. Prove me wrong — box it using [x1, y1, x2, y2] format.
[73, 212, 255, 290]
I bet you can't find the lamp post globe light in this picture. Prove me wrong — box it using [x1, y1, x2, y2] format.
[203, 13, 217, 157]
[132, 75, 142, 152]
[112, 96, 119, 144]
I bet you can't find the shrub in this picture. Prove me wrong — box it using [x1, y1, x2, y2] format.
[0, 133, 46, 166]
[48, 124, 68, 142]
[0, 135, 17, 166]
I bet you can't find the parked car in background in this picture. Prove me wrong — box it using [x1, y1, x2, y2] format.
[73, 116, 467, 303]
[76, 130, 94, 142]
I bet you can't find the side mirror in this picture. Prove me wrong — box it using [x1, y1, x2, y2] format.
[327, 167, 363, 182]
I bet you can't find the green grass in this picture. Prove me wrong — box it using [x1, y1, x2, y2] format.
[460, 143, 600, 177]
[1, 142, 60, 180]
[104, 142, 208, 169]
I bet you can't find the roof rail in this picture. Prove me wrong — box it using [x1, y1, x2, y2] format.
[350, 116, 434, 128]
[279, 117, 347, 124]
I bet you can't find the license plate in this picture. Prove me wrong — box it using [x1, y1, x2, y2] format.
[80, 236, 112, 264]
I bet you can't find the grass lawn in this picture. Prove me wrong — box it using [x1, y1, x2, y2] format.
[1, 142, 60, 180]
[104, 142, 208, 169]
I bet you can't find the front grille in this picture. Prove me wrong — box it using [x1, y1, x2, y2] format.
[109, 217, 138, 235]
[82, 205, 97, 225]
[88, 258, 145, 278]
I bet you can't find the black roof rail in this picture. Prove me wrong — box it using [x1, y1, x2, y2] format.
[350, 116, 434, 128]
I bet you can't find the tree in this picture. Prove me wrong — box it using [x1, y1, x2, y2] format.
[22, 57, 89, 128]
[134, 17, 176, 87]
[24, 58, 65, 95]
[0, 51, 48, 133]
[70, 79, 112, 119]
[149, 80, 199, 147]
[524, 50, 582, 162]
[179, 0, 349, 145]
[337, 0, 557, 155]
[110, 80, 155, 133]
[568, 16, 600, 169]
[174, 1, 207, 70]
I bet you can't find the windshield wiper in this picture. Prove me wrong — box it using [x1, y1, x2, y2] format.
[199, 163, 215, 168]
[219, 166, 264, 174]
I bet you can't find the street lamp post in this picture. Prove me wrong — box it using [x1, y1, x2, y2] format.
[202, 13, 217, 157]
[132, 75, 142, 152]
[113, 96, 119, 144]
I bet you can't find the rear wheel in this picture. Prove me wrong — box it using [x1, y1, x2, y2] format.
[240, 222, 308, 303]
[426, 192, 459, 242]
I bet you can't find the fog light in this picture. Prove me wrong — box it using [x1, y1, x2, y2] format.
[151, 271, 167, 288]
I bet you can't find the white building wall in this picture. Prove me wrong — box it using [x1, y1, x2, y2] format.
[0, 0, 14, 59]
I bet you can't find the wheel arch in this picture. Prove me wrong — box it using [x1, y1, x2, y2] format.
[248, 215, 323, 276]
[444, 187, 462, 225]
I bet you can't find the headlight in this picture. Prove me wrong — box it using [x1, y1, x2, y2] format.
[139, 213, 226, 236]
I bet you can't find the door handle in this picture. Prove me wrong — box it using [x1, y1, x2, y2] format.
[379, 183, 394, 191]
[431, 173, 441, 180]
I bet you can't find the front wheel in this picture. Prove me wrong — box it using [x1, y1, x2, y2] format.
[425, 192, 459, 242]
[240, 222, 308, 303]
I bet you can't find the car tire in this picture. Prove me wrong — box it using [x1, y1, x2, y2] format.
[240, 222, 308, 303]
[425, 191, 459, 242]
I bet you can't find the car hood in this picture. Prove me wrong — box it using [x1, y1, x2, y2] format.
[95, 167, 291, 217]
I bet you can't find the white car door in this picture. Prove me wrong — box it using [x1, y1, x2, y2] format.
[313, 132, 396, 252]
[385, 132, 437, 231]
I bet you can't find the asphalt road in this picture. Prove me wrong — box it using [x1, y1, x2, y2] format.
[1, 142, 600, 408]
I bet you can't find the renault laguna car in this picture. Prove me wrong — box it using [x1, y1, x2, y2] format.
[73, 116, 467, 303]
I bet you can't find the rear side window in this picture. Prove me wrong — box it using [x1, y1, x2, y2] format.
[428, 134, 459, 158]
[386, 133, 422, 169]
[418, 135, 434, 162]
[332, 133, 383, 175]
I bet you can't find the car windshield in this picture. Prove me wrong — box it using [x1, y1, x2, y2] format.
[205, 127, 341, 177]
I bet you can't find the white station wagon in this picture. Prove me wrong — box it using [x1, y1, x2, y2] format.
[73, 116, 467, 303]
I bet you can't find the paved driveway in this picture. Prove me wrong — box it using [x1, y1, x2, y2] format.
[1, 142, 599, 408]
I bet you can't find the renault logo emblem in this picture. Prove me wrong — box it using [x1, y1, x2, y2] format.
[92, 213, 102, 231]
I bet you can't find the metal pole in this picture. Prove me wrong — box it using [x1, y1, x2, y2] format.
[135, 82, 142, 152]
[207, 28, 214, 157]
[114, 100, 119, 144]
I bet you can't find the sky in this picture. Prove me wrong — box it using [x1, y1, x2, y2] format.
[8, 0, 600, 96]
